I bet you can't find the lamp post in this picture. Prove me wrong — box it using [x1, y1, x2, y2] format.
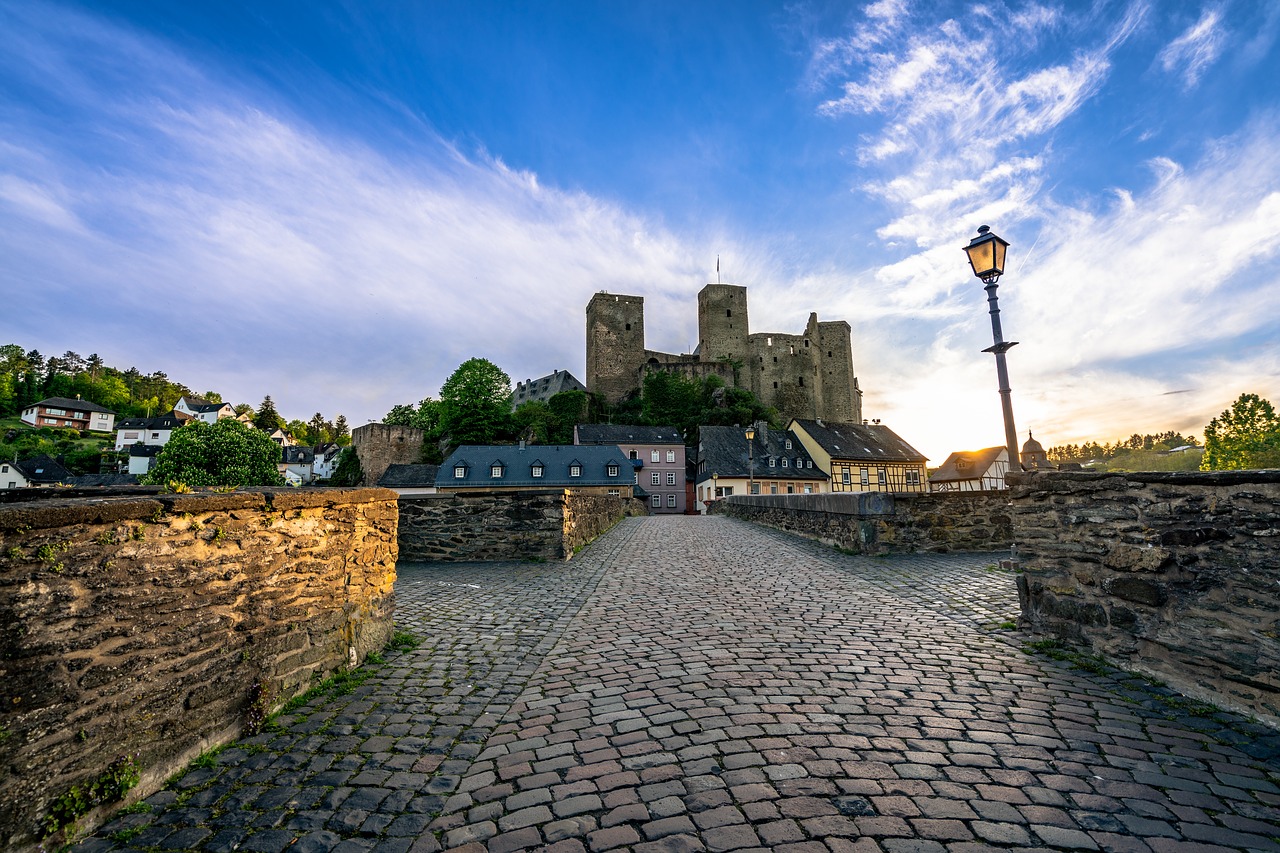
[963, 225, 1021, 474]
[711, 472, 719, 508]
[745, 425, 756, 495]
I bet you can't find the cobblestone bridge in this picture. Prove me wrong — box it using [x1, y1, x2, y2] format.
[80, 516, 1280, 852]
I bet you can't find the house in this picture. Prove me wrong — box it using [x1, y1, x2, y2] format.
[128, 444, 163, 476]
[511, 369, 588, 409]
[377, 464, 440, 496]
[789, 418, 929, 493]
[930, 447, 1010, 492]
[312, 443, 344, 480]
[280, 446, 316, 485]
[437, 444, 632, 498]
[113, 413, 191, 451]
[694, 424, 828, 512]
[174, 395, 236, 424]
[20, 397, 117, 433]
[266, 427, 294, 448]
[574, 424, 687, 514]
[4, 454, 74, 488]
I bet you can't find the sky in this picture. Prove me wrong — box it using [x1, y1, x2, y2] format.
[3, 0, 1280, 462]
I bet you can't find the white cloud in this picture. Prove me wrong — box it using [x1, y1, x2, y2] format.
[1159, 6, 1227, 88]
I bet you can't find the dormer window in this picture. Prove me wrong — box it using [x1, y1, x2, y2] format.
[781, 458, 789, 468]
[453, 463, 469, 479]
[531, 463, 544, 478]
[607, 464, 619, 477]
[490, 462, 505, 478]
[785, 439, 792, 450]
[569, 461, 582, 478]
[768, 457, 775, 468]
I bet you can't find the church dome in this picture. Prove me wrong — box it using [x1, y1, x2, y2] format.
[1022, 432, 1045, 455]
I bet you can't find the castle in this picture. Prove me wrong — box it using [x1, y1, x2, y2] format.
[586, 283, 862, 424]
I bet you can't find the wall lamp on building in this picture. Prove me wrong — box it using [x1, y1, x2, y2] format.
[963, 224, 1021, 475]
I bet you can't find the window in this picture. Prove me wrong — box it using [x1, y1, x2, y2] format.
[768, 457, 775, 468]
[726, 308, 732, 317]
[781, 458, 788, 468]
[454, 465, 468, 479]
[531, 464, 544, 478]
[905, 470, 920, 486]
[652, 495, 661, 507]
[607, 464, 619, 477]
[804, 339, 810, 348]
[795, 458, 802, 468]
[785, 439, 792, 449]
[570, 464, 581, 477]
[786, 485, 794, 494]
[608, 489, 620, 497]
[667, 494, 677, 507]
[750, 482, 760, 494]
[651, 450, 660, 463]
[770, 483, 778, 494]
[878, 467, 887, 483]
[491, 464, 504, 478]
[651, 472, 661, 485]
[629, 450, 638, 460]
[798, 376, 805, 387]
[803, 484, 812, 494]
[625, 323, 631, 330]
[860, 468, 870, 486]
[666, 472, 676, 485]
[666, 450, 675, 463]
[773, 381, 778, 389]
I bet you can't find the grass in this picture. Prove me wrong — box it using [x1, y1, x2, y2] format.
[188, 746, 225, 770]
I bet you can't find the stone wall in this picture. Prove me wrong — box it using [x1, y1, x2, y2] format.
[1010, 470, 1280, 727]
[0, 488, 397, 851]
[399, 490, 632, 562]
[352, 423, 425, 487]
[711, 491, 1013, 554]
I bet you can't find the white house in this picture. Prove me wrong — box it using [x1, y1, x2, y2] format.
[113, 413, 190, 451]
[174, 395, 235, 424]
[930, 447, 1011, 491]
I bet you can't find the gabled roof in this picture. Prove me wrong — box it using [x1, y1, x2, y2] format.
[13, 454, 73, 483]
[378, 464, 440, 488]
[438, 444, 631, 488]
[930, 447, 1007, 484]
[29, 397, 116, 415]
[575, 424, 685, 445]
[116, 413, 187, 431]
[129, 444, 163, 457]
[511, 369, 588, 408]
[697, 426, 827, 482]
[791, 419, 927, 463]
[282, 446, 315, 464]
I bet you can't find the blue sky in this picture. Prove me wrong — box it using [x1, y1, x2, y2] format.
[3, 0, 1280, 461]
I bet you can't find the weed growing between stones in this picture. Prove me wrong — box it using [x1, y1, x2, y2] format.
[41, 754, 141, 839]
[35, 541, 69, 572]
[244, 680, 274, 735]
[387, 630, 422, 652]
[189, 745, 226, 770]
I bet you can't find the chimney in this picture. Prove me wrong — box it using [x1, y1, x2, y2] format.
[519, 439, 526, 451]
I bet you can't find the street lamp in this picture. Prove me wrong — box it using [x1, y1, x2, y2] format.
[744, 425, 755, 495]
[963, 225, 1021, 475]
[711, 472, 719, 507]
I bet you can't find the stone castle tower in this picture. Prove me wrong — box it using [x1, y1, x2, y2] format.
[586, 284, 862, 424]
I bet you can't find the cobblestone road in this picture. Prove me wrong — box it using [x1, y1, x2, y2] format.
[80, 516, 1280, 853]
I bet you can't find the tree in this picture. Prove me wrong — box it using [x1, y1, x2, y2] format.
[1201, 393, 1280, 470]
[142, 419, 285, 487]
[233, 403, 253, 417]
[329, 447, 363, 486]
[253, 396, 283, 432]
[439, 358, 512, 446]
[333, 414, 351, 446]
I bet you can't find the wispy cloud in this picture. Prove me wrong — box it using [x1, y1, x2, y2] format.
[1158, 6, 1227, 88]
[0, 5, 713, 422]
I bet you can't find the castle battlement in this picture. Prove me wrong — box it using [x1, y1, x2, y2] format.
[585, 285, 862, 423]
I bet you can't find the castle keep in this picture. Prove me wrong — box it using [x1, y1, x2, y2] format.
[586, 284, 862, 423]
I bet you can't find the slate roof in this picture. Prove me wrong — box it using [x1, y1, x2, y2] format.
[29, 397, 116, 415]
[511, 369, 588, 409]
[930, 447, 1007, 484]
[697, 426, 827, 483]
[178, 395, 228, 414]
[282, 446, 315, 465]
[575, 424, 685, 445]
[129, 444, 163, 458]
[438, 444, 631, 489]
[13, 454, 73, 483]
[378, 464, 440, 488]
[117, 413, 189, 432]
[792, 419, 927, 463]
[66, 473, 140, 487]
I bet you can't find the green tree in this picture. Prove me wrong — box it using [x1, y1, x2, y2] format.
[253, 396, 284, 432]
[142, 419, 285, 487]
[439, 358, 512, 446]
[333, 414, 351, 446]
[329, 447, 363, 486]
[512, 400, 553, 444]
[1201, 393, 1280, 470]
